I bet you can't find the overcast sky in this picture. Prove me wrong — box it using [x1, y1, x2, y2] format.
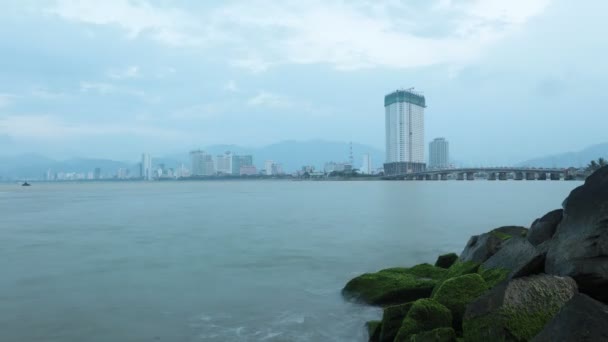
[0, 0, 606, 164]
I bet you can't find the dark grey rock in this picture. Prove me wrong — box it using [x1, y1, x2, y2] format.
[482, 237, 544, 279]
[463, 274, 578, 341]
[545, 166, 608, 303]
[435, 253, 458, 269]
[528, 209, 563, 246]
[460, 226, 528, 264]
[532, 293, 608, 342]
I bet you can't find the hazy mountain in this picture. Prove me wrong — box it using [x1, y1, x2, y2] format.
[517, 142, 608, 168]
[0, 155, 134, 180]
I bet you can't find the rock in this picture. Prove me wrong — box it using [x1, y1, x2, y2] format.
[366, 320, 382, 342]
[433, 274, 488, 332]
[479, 237, 545, 287]
[532, 293, 608, 341]
[460, 226, 528, 264]
[379, 303, 413, 342]
[545, 166, 608, 303]
[409, 327, 457, 342]
[435, 253, 458, 269]
[342, 263, 448, 306]
[395, 299, 453, 342]
[528, 209, 563, 246]
[463, 274, 578, 342]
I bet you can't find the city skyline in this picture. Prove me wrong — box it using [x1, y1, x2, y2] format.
[0, 1, 607, 166]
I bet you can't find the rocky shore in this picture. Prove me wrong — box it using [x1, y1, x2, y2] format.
[342, 166, 608, 341]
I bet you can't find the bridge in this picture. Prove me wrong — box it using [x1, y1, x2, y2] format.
[383, 167, 569, 181]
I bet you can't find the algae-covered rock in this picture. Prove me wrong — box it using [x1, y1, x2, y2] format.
[366, 320, 382, 342]
[431, 261, 480, 297]
[379, 302, 413, 342]
[394, 299, 452, 342]
[409, 327, 457, 342]
[343, 264, 447, 306]
[460, 226, 528, 264]
[477, 266, 510, 289]
[532, 293, 608, 342]
[463, 274, 578, 342]
[481, 237, 544, 281]
[435, 253, 458, 269]
[433, 274, 488, 331]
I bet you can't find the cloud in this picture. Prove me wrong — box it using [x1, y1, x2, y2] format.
[223, 80, 239, 92]
[31, 88, 68, 100]
[80, 81, 146, 98]
[247, 91, 293, 108]
[0, 94, 15, 108]
[48, 0, 552, 71]
[107, 65, 140, 79]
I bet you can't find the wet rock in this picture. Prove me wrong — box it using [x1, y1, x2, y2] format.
[431, 261, 481, 297]
[460, 226, 528, 264]
[435, 253, 458, 269]
[480, 237, 544, 286]
[432, 273, 488, 332]
[463, 274, 577, 342]
[409, 327, 457, 342]
[379, 303, 413, 342]
[545, 166, 608, 303]
[532, 293, 608, 342]
[366, 320, 381, 342]
[528, 209, 563, 246]
[394, 299, 452, 342]
[342, 264, 447, 306]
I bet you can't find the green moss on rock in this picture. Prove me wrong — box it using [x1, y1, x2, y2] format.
[491, 230, 512, 241]
[433, 274, 488, 332]
[435, 253, 459, 269]
[478, 266, 509, 289]
[379, 302, 414, 342]
[394, 299, 452, 342]
[366, 320, 382, 342]
[409, 327, 457, 342]
[431, 261, 480, 297]
[343, 264, 447, 306]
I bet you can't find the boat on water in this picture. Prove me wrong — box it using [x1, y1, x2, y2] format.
[21, 181, 31, 186]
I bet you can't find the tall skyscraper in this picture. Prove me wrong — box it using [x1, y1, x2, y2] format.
[190, 150, 215, 176]
[361, 154, 373, 174]
[141, 153, 152, 180]
[384, 88, 426, 175]
[216, 152, 233, 175]
[429, 138, 450, 170]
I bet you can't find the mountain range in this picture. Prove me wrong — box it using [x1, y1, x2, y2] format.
[517, 143, 608, 168]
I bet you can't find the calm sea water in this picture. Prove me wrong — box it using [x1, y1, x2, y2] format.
[0, 180, 581, 342]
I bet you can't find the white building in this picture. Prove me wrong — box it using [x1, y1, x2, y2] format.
[429, 138, 450, 170]
[361, 154, 373, 174]
[384, 89, 426, 174]
[264, 160, 274, 176]
[141, 153, 153, 180]
[216, 152, 234, 175]
[190, 150, 215, 176]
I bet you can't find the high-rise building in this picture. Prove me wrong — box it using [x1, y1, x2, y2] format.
[429, 137, 450, 170]
[234, 155, 253, 175]
[361, 154, 373, 174]
[384, 88, 426, 175]
[190, 150, 215, 176]
[216, 152, 233, 175]
[141, 153, 153, 180]
[94, 167, 102, 180]
[264, 160, 274, 176]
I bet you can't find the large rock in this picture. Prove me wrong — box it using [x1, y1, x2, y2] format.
[435, 253, 458, 269]
[342, 264, 447, 306]
[395, 299, 453, 342]
[479, 237, 544, 287]
[460, 226, 528, 264]
[528, 209, 563, 246]
[545, 166, 608, 303]
[379, 303, 413, 342]
[463, 274, 578, 342]
[433, 273, 488, 332]
[409, 327, 457, 342]
[431, 260, 481, 297]
[366, 320, 382, 342]
[532, 293, 608, 341]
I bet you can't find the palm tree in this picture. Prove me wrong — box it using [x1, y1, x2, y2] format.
[599, 157, 607, 167]
[588, 160, 599, 172]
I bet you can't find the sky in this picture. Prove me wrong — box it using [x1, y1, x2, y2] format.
[0, 0, 607, 165]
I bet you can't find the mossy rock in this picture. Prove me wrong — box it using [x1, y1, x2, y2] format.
[478, 266, 510, 289]
[432, 274, 488, 332]
[343, 264, 447, 306]
[435, 253, 458, 269]
[379, 302, 413, 342]
[409, 327, 457, 342]
[491, 230, 512, 241]
[366, 320, 382, 342]
[431, 261, 480, 297]
[394, 299, 453, 341]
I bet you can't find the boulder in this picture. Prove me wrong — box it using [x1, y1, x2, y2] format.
[463, 274, 578, 342]
[379, 303, 413, 342]
[431, 261, 481, 297]
[460, 226, 528, 264]
[528, 209, 563, 246]
[342, 264, 447, 306]
[479, 237, 545, 287]
[409, 327, 457, 342]
[433, 273, 488, 332]
[395, 299, 453, 342]
[435, 253, 458, 269]
[366, 320, 382, 342]
[532, 293, 608, 341]
[545, 166, 608, 303]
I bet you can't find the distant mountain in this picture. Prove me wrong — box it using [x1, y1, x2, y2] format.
[517, 143, 608, 168]
[0, 140, 385, 179]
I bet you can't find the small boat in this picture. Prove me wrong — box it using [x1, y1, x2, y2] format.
[22, 181, 31, 186]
